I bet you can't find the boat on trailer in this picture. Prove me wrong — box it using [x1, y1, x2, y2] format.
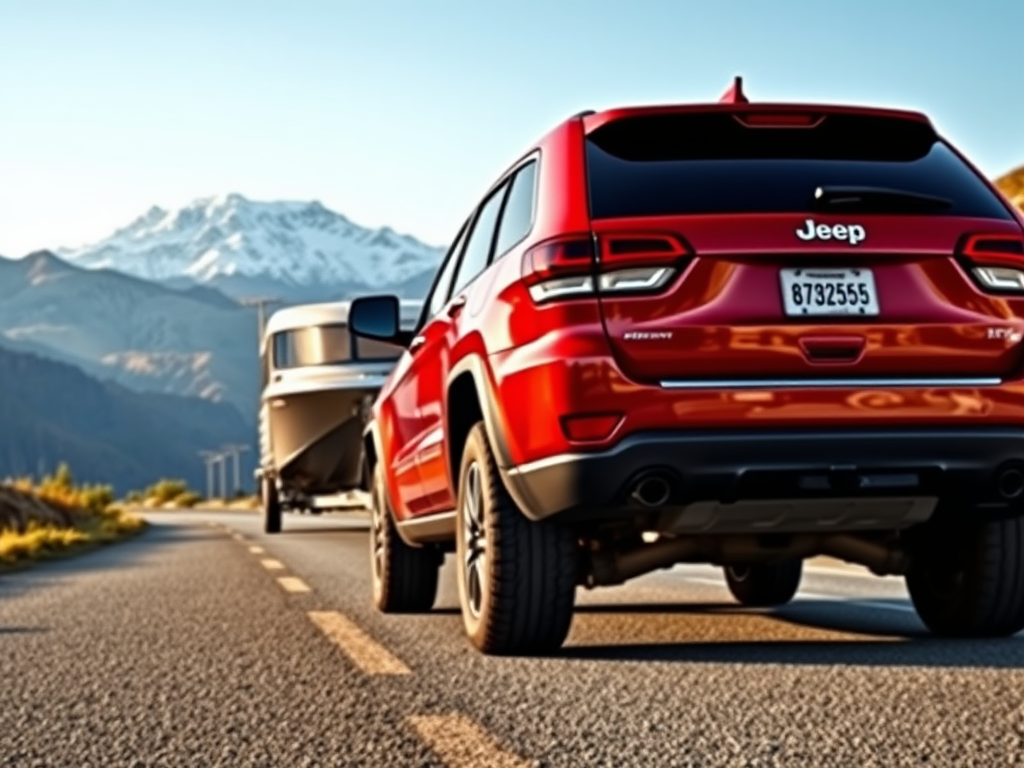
[255, 299, 422, 533]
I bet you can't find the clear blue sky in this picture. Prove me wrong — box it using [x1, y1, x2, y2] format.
[1, 0, 1022, 257]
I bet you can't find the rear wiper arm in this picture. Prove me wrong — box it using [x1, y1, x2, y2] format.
[812, 185, 953, 212]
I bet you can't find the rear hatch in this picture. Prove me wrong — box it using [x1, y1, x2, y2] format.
[583, 108, 1024, 384]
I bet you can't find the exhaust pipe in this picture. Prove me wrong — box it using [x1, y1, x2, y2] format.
[630, 473, 672, 508]
[586, 536, 699, 587]
[997, 467, 1024, 500]
[818, 534, 910, 576]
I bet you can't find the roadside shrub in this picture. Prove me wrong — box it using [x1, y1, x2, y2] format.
[31, 464, 114, 516]
[145, 479, 190, 505]
[173, 491, 203, 508]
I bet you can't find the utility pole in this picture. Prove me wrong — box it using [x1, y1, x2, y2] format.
[222, 444, 250, 496]
[199, 451, 221, 499]
[217, 454, 228, 500]
[238, 297, 282, 342]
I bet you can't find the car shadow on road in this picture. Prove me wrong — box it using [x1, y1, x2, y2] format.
[273, 526, 369, 535]
[563, 601, 1023, 669]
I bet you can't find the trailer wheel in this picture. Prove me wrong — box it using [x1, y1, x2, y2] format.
[262, 476, 282, 534]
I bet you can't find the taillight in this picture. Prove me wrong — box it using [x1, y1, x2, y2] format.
[520, 233, 690, 304]
[732, 112, 824, 128]
[973, 267, 1024, 292]
[598, 266, 675, 292]
[598, 233, 689, 296]
[962, 234, 1024, 258]
[959, 233, 1024, 294]
[521, 236, 596, 303]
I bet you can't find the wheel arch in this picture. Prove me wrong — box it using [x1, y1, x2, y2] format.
[446, 355, 513, 486]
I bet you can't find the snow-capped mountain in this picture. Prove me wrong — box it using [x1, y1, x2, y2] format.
[55, 194, 446, 301]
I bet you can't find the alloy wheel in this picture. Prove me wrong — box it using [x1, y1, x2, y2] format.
[461, 461, 486, 618]
[370, 483, 385, 585]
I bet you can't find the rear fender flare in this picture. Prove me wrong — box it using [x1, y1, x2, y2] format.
[446, 356, 541, 517]
[446, 355, 513, 470]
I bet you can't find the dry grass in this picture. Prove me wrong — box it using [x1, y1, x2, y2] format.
[0, 523, 89, 561]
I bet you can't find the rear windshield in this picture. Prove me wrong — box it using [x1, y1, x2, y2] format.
[585, 112, 1012, 220]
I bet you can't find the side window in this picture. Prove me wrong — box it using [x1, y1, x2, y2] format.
[424, 220, 470, 321]
[450, 182, 510, 296]
[493, 160, 537, 258]
[272, 332, 292, 369]
[271, 326, 352, 368]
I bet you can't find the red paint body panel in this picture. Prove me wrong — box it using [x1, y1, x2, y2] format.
[592, 214, 1024, 382]
[488, 346, 1024, 470]
[368, 99, 1024, 525]
[581, 102, 934, 134]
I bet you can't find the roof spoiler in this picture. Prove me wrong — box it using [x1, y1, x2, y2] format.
[719, 76, 749, 104]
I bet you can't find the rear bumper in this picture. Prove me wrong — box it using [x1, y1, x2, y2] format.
[500, 427, 1024, 532]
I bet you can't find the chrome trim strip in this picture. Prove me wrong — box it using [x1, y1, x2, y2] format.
[659, 377, 1002, 390]
[505, 453, 595, 477]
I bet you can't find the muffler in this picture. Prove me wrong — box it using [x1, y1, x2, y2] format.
[996, 467, 1024, 500]
[630, 473, 672, 508]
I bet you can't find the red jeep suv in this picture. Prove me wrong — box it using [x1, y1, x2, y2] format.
[349, 79, 1024, 655]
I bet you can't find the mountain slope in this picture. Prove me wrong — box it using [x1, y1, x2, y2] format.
[0, 345, 253, 495]
[995, 164, 1024, 212]
[0, 251, 259, 417]
[55, 194, 446, 302]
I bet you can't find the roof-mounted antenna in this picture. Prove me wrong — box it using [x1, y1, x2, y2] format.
[719, 76, 749, 104]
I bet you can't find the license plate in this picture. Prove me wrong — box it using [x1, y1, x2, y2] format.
[779, 267, 879, 316]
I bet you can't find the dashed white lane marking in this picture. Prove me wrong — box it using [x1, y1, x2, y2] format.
[260, 558, 285, 570]
[249, 545, 265, 554]
[278, 577, 311, 593]
[684, 576, 915, 613]
[307, 611, 411, 675]
[409, 713, 532, 768]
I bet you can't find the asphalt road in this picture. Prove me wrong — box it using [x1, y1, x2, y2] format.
[2, 510, 1023, 768]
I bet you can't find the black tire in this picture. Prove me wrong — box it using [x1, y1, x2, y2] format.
[724, 560, 803, 607]
[455, 422, 577, 655]
[906, 517, 1024, 637]
[262, 476, 282, 534]
[369, 463, 439, 613]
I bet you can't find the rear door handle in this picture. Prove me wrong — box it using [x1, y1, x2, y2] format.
[409, 335, 426, 353]
[446, 294, 467, 317]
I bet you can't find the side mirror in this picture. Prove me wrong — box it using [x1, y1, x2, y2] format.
[349, 295, 410, 346]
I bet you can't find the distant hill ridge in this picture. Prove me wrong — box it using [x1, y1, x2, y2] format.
[0, 250, 259, 418]
[0, 343, 252, 495]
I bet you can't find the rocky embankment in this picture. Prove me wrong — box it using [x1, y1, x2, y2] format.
[0, 485, 78, 533]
